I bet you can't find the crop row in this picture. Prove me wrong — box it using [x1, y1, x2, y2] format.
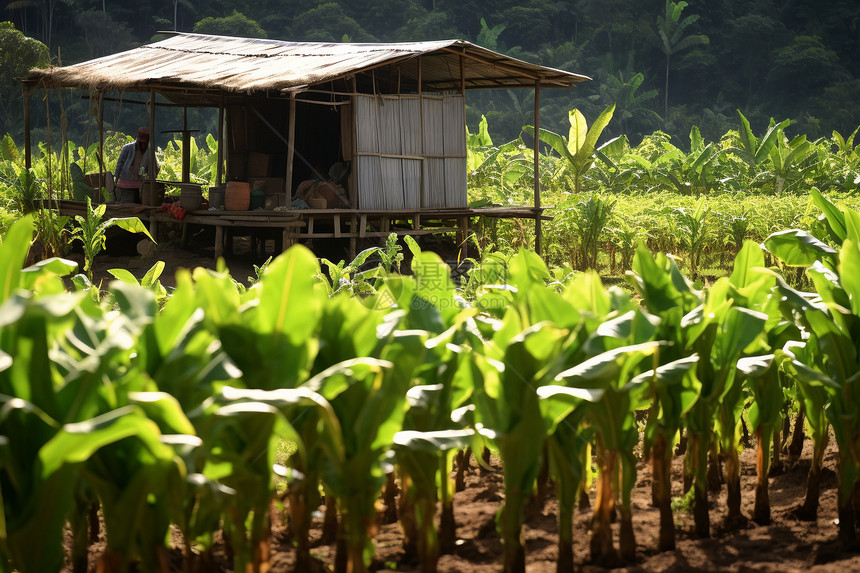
[1, 189, 860, 573]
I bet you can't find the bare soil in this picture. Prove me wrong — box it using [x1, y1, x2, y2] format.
[68, 234, 860, 572]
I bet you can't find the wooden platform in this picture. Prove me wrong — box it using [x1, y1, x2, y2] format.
[49, 200, 550, 260]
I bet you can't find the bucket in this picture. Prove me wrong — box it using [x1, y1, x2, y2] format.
[225, 181, 251, 211]
[178, 185, 203, 211]
[250, 189, 265, 210]
[140, 181, 165, 206]
[209, 185, 226, 209]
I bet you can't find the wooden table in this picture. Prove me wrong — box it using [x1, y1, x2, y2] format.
[148, 209, 305, 258]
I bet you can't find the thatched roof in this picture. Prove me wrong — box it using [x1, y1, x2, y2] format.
[23, 33, 589, 99]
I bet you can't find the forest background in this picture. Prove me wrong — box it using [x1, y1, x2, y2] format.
[1, 0, 858, 150]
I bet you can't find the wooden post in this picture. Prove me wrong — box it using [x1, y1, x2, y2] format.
[285, 92, 296, 207]
[98, 91, 104, 177]
[418, 57, 424, 210]
[533, 82, 541, 256]
[23, 85, 31, 169]
[459, 53, 468, 258]
[149, 88, 156, 181]
[216, 96, 224, 186]
[181, 105, 190, 183]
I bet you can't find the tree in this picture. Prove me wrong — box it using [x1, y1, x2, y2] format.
[655, 0, 708, 118]
[0, 21, 49, 139]
[590, 70, 661, 141]
[765, 35, 850, 118]
[193, 10, 267, 38]
[76, 10, 133, 58]
[290, 3, 376, 43]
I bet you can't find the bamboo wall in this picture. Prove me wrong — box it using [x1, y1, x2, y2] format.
[353, 93, 466, 210]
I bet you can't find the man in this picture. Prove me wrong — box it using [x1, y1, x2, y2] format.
[113, 126, 157, 203]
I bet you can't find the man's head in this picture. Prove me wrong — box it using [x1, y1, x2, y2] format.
[136, 127, 150, 143]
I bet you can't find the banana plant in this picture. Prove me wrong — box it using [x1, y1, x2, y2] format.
[466, 114, 494, 173]
[737, 353, 784, 524]
[42, 406, 184, 573]
[765, 132, 819, 193]
[107, 260, 170, 303]
[206, 383, 345, 573]
[730, 111, 790, 178]
[780, 340, 830, 521]
[393, 324, 478, 567]
[471, 323, 569, 573]
[316, 317, 422, 573]
[681, 276, 767, 536]
[765, 219, 860, 547]
[660, 126, 721, 194]
[626, 243, 704, 550]
[523, 103, 616, 193]
[537, 392, 592, 573]
[636, 355, 699, 551]
[547, 341, 664, 564]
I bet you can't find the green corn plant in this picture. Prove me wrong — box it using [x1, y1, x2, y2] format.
[32, 207, 70, 258]
[569, 193, 615, 271]
[608, 221, 645, 273]
[70, 196, 155, 281]
[673, 196, 709, 278]
[523, 103, 616, 194]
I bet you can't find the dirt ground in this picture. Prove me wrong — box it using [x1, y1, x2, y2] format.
[64, 431, 860, 573]
[69, 232, 860, 572]
[262, 436, 859, 573]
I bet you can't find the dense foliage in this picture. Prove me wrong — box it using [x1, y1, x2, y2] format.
[2, 191, 860, 572]
[2, 0, 859, 146]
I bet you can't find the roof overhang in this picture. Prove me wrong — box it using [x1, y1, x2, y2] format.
[23, 33, 590, 103]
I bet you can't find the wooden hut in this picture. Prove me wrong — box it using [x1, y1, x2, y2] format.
[22, 33, 589, 257]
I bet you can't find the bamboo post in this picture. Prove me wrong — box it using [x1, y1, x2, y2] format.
[23, 85, 31, 169]
[98, 91, 104, 177]
[148, 89, 156, 210]
[418, 57, 424, 210]
[459, 53, 468, 259]
[285, 92, 296, 206]
[351, 76, 358, 208]
[181, 105, 190, 183]
[216, 96, 224, 186]
[533, 82, 541, 256]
